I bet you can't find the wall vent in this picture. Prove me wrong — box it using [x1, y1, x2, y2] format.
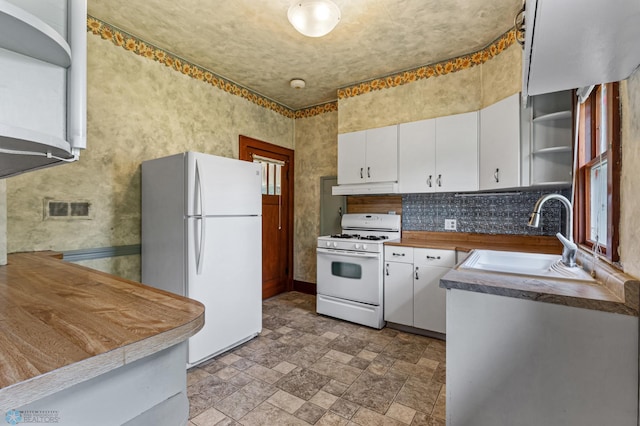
[44, 199, 92, 220]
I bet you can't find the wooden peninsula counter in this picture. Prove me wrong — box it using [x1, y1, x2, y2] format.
[0, 252, 204, 426]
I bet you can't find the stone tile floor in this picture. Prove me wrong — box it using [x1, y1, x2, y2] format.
[187, 292, 446, 426]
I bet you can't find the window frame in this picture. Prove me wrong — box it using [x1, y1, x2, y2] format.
[574, 83, 621, 262]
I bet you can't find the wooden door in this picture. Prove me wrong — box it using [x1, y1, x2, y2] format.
[239, 136, 293, 299]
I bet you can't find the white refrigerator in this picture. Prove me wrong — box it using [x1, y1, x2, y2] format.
[141, 151, 262, 367]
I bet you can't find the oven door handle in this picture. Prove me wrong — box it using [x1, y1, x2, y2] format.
[316, 247, 381, 259]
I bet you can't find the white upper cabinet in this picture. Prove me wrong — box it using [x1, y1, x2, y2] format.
[337, 130, 366, 185]
[399, 112, 478, 193]
[0, 0, 87, 178]
[398, 119, 436, 193]
[523, 0, 640, 97]
[434, 111, 479, 193]
[337, 125, 398, 185]
[479, 93, 521, 190]
[365, 125, 398, 183]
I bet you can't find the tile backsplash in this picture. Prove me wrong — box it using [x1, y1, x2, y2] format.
[402, 187, 571, 236]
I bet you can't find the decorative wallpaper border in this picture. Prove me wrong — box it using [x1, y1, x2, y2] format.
[87, 16, 300, 118]
[87, 16, 513, 118]
[337, 29, 517, 100]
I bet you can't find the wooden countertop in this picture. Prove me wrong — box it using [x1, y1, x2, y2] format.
[386, 231, 563, 254]
[0, 252, 204, 411]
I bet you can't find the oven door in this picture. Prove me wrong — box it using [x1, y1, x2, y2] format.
[316, 247, 382, 305]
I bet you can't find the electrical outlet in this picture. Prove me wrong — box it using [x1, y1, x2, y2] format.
[444, 219, 457, 231]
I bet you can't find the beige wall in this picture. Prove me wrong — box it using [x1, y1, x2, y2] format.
[293, 111, 338, 284]
[481, 44, 522, 108]
[338, 44, 522, 133]
[619, 70, 640, 278]
[6, 35, 293, 281]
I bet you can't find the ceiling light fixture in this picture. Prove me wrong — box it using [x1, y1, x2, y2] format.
[290, 78, 306, 89]
[287, 0, 341, 38]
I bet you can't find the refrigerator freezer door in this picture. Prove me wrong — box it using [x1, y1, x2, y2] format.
[186, 152, 261, 217]
[186, 215, 262, 366]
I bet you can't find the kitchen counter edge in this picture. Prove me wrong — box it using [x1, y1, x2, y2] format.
[0, 252, 205, 411]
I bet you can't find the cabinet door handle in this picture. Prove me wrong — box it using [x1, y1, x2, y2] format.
[392, 252, 405, 257]
[427, 175, 432, 187]
[415, 266, 419, 280]
[360, 167, 363, 179]
[367, 167, 371, 178]
[386, 263, 389, 276]
[437, 174, 442, 187]
[494, 168, 500, 183]
[426, 255, 441, 260]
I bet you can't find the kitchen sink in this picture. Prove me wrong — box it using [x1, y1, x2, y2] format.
[458, 249, 595, 282]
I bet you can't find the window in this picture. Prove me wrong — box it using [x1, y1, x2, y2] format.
[575, 83, 621, 262]
[253, 155, 283, 195]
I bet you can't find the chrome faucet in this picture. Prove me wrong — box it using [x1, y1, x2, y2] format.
[528, 194, 577, 267]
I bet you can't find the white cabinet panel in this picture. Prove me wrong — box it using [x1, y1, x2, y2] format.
[447, 290, 638, 426]
[413, 264, 448, 333]
[435, 111, 479, 192]
[398, 119, 436, 193]
[413, 248, 453, 333]
[480, 94, 521, 190]
[384, 261, 413, 326]
[337, 130, 366, 184]
[337, 126, 397, 185]
[366, 125, 398, 183]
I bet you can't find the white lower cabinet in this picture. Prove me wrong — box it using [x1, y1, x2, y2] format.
[447, 289, 638, 426]
[384, 246, 414, 325]
[384, 246, 455, 333]
[413, 248, 454, 333]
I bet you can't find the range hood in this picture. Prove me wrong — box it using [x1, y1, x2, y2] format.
[523, 0, 640, 97]
[332, 182, 399, 196]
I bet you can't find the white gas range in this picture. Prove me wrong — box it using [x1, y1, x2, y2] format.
[316, 213, 401, 329]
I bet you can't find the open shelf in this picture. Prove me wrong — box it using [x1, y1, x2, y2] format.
[0, 0, 71, 67]
[533, 110, 572, 122]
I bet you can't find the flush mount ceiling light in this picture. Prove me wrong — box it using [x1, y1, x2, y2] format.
[290, 78, 306, 89]
[287, 0, 341, 37]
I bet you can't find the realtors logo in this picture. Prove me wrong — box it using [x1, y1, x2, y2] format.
[4, 411, 22, 425]
[4, 410, 59, 424]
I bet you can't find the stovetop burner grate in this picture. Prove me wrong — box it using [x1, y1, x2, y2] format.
[330, 233, 360, 239]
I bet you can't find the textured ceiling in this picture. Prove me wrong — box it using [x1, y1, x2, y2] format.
[88, 0, 522, 110]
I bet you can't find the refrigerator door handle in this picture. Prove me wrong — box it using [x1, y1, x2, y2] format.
[196, 216, 206, 275]
[195, 158, 206, 217]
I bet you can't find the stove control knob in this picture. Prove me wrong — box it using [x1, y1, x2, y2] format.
[332, 242, 338, 248]
[363, 244, 368, 250]
[355, 243, 361, 250]
[326, 241, 331, 247]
